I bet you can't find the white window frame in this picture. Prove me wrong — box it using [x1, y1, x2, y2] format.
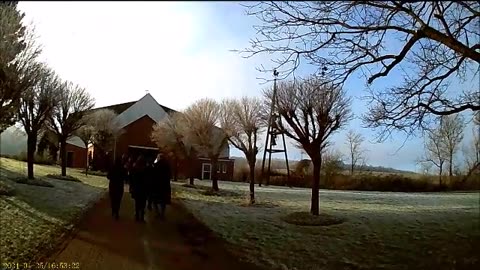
[202, 163, 212, 180]
[217, 163, 227, 174]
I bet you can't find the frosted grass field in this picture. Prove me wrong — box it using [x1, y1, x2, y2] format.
[174, 180, 480, 270]
[0, 158, 107, 264]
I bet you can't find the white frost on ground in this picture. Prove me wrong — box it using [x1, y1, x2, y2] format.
[0, 171, 106, 263]
[174, 180, 480, 270]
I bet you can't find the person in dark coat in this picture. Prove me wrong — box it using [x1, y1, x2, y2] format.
[145, 159, 155, 211]
[124, 156, 133, 186]
[151, 153, 172, 219]
[106, 155, 127, 220]
[130, 155, 148, 222]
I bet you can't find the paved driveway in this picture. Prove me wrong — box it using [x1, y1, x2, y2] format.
[51, 188, 263, 270]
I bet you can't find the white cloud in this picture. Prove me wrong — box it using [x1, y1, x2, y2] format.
[18, 2, 268, 111]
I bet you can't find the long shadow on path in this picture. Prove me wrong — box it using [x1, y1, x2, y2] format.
[51, 187, 265, 270]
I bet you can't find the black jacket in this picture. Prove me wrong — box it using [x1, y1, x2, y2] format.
[130, 165, 148, 199]
[151, 159, 172, 204]
[107, 161, 126, 192]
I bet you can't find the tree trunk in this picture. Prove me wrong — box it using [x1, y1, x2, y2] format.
[448, 153, 453, 178]
[49, 144, 58, 162]
[439, 163, 443, 187]
[60, 138, 67, 176]
[350, 154, 354, 175]
[211, 157, 219, 191]
[188, 155, 195, 185]
[310, 156, 322, 216]
[248, 157, 256, 204]
[26, 134, 37, 180]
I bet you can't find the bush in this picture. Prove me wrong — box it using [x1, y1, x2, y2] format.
[14, 177, 54, 187]
[449, 176, 480, 191]
[45, 174, 81, 182]
[201, 188, 241, 197]
[0, 181, 16, 196]
[8, 151, 55, 165]
[230, 157, 479, 192]
[282, 212, 345, 226]
[233, 165, 249, 182]
[253, 172, 479, 192]
[239, 198, 279, 208]
[345, 174, 431, 192]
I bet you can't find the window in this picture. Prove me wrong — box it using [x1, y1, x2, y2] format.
[217, 163, 227, 174]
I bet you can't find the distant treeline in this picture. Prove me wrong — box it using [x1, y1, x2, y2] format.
[231, 156, 414, 175]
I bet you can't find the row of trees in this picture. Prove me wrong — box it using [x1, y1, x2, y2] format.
[152, 75, 352, 215]
[1, 3, 95, 179]
[153, 1, 479, 215]
[151, 97, 264, 203]
[420, 113, 480, 185]
[150, 74, 476, 216]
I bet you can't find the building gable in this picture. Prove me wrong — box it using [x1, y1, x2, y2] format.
[116, 93, 169, 129]
[89, 101, 136, 115]
[66, 136, 86, 149]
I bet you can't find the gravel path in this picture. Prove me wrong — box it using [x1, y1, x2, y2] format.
[51, 187, 265, 270]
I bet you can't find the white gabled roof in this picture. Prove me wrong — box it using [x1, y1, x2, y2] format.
[67, 93, 171, 148]
[66, 136, 86, 149]
[116, 93, 169, 129]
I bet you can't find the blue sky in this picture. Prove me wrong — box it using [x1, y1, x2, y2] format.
[17, 2, 478, 172]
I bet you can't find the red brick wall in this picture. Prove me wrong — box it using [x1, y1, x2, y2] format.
[177, 158, 234, 181]
[114, 115, 158, 161]
[88, 115, 159, 171]
[65, 144, 86, 168]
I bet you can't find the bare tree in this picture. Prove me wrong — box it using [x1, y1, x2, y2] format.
[419, 161, 433, 176]
[242, 2, 479, 139]
[89, 109, 123, 170]
[345, 129, 366, 175]
[322, 148, 344, 187]
[462, 117, 480, 179]
[183, 98, 229, 191]
[439, 114, 465, 178]
[220, 97, 264, 204]
[265, 75, 351, 215]
[18, 65, 60, 179]
[421, 127, 447, 186]
[1, 3, 42, 132]
[48, 81, 95, 176]
[151, 112, 197, 185]
[37, 128, 58, 161]
[75, 122, 95, 176]
[295, 159, 311, 178]
[474, 111, 480, 126]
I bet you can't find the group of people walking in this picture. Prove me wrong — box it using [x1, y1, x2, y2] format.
[107, 153, 172, 222]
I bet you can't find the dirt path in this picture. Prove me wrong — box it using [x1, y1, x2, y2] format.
[50, 188, 264, 270]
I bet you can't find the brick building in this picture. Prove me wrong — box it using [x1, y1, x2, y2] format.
[65, 93, 234, 181]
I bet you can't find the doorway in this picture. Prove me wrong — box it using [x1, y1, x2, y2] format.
[67, 151, 74, 167]
[202, 163, 211, 180]
[127, 145, 159, 163]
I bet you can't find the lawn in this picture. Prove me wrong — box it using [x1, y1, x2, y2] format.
[173, 180, 480, 270]
[0, 158, 108, 264]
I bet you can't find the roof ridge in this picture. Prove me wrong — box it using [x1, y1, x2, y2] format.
[93, 100, 136, 110]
